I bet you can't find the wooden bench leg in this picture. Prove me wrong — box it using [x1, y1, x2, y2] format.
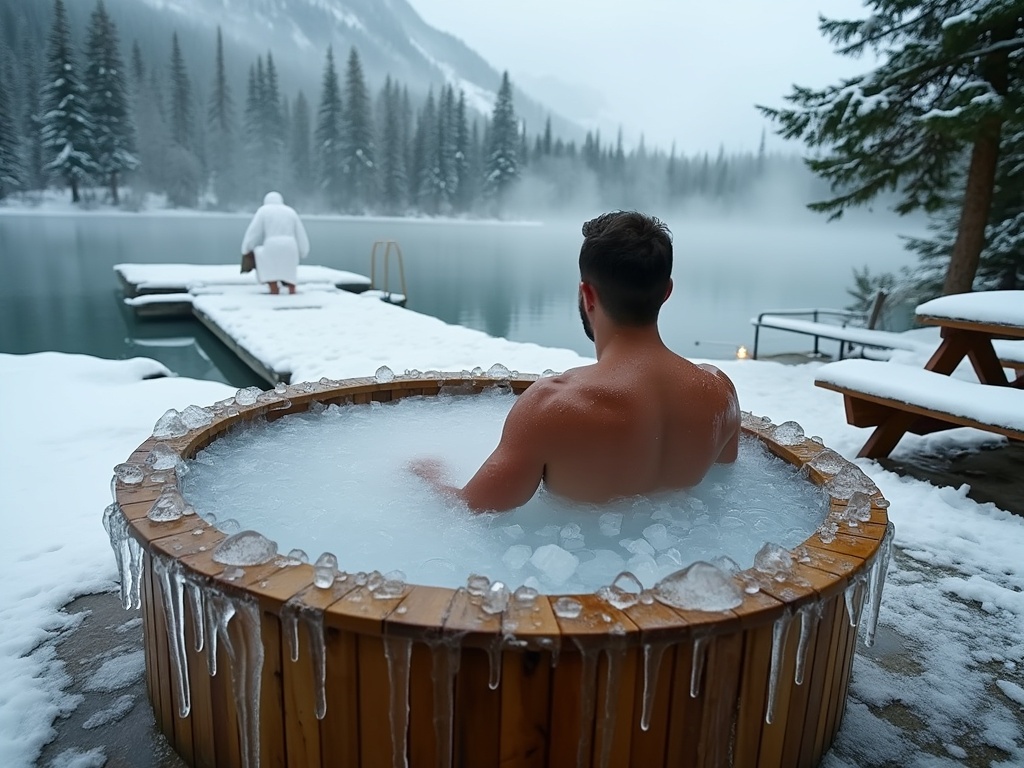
[857, 412, 918, 459]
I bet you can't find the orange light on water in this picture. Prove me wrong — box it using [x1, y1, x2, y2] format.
[736, 345, 749, 360]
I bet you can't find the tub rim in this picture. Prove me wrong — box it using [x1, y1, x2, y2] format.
[114, 373, 890, 650]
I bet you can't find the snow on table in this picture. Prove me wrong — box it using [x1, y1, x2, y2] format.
[915, 290, 1024, 328]
[114, 263, 371, 292]
[815, 358, 1024, 432]
[191, 289, 591, 383]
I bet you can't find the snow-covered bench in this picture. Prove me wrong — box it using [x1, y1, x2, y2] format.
[814, 359, 1024, 458]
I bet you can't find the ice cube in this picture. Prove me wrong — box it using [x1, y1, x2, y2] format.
[576, 549, 626, 584]
[559, 523, 585, 551]
[180, 405, 214, 430]
[152, 409, 187, 439]
[535, 525, 561, 539]
[374, 366, 395, 383]
[313, 552, 339, 588]
[642, 523, 675, 551]
[502, 544, 533, 571]
[529, 544, 579, 585]
[486, 363, 511, 378]
[826, 465, 875, 500]
[626, 539, 656, 557]
[597, 571, 644, 609]
[234, 387, 262, 406]
[626, 553, 658, 585]
[501, 524, 525, 541]
[844, 491, 872, 527]
[148, 488, 188, 522]
[512, 585, 538, 605]
[482, 581, 510, 614]
[653, 562, 743, 611]
[771, 420, 805, 446]
[552, 597, 583, 619]
[146, 443, 179, 471]
[753, 542, 794, 579]
[467, 573, 491, 596]
[213, 530, 279, 566]
[113, 463, 145, 485]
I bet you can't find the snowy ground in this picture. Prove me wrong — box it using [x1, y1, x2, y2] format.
[0, 350, 1022, 767]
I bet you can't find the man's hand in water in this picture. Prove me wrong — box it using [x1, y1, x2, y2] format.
[409, 458, 463, 501]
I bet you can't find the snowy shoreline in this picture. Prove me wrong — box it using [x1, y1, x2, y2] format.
[1, 350, 1022, 767]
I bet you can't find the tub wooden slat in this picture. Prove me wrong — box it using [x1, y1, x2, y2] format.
[593, 646, 639, 768]
[753, 606, 800, 768]
[444, 588, 503, 646]
[279, 612, 321, 768]
[148, 561, 178, 750]
[185, 627, 216, 768]
[627, 637, 677, 767]
[829, 498, 889, 527]
[796, 595, 840, 768]
[546, 646, 591, 768]
[829, 597, 861, 744]
[241, 565, 316, 610]
[129, 513, 210, 544]
[779, 602, 823, 768]
[320, 626, 361, 768]
[807, 530, 880, 561]
[210, 620, 242, 768]
[623, 599, 697, 641]
[500, 593, 561, 652]
[141, 561, 162, 738]
[357, 635, 394, 768]
[822, 597, 854, 756]
[731, 621, 774, 766]
[732, 590, 786, 628]
[115, 483, 165, 505]
[498, 649, 552, 768]
[453, 646, 503, 768]
[407, 642, 440, 768]
[149, 526, 226, 558]
[256, 608, 287, 768]
[385, 586, 456, 640]
[810, 595, 847, 764]
[664, 638, 703, 766]
[697, 631, 744, 768]
[800, 547, 863, 579]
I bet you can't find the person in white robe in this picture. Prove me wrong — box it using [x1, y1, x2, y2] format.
[240, 191, 311, 294]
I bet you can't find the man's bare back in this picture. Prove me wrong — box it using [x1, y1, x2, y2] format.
[410, 211, 741, 512]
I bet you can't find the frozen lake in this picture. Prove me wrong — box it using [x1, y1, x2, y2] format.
[0, 209, 920, 384]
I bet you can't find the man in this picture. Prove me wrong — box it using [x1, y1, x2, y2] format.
[240, 191, 310, 295]
[413, 211, 740, 511]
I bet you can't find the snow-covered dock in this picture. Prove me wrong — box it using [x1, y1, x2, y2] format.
[116, 263, 372, 318]
[191, 288, 590, 385]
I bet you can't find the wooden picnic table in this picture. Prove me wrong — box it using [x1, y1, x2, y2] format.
[915, 290, 1024, 387]
[815, 291, 1024, 458]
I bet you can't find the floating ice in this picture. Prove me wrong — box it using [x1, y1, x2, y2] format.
[642, 523, 675, 551]
[530, 544, 579, 585]
[113, 462, 145, 485]
[212, 530, 278, 566]
[559, 523, 585, 551]
[148, 488, 191, 522]
[501, 524, 525, 541]
[234, 386, 262, 406]
[180, 404, 214, 430]
[771, 420, 805, 445]
[577, 550, 627, 584]
[552, 596, 583, 619]
[653, 561, 743, 611]
[153, 409, 188, 439]
[313, 552, 338, 588]
[502, 544, 532, 571]
[374, 366, 395, 383]
[598, 514, 622, 536]
[486, 363, 511, 378]
[753, 542, 794, 580]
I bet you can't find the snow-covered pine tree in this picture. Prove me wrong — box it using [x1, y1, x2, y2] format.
[315, 47, 345, 208]
[167, 33, 193, 151]
[453, 90, 472, 212]
[131, 42, 170, 195]
[0, 54, 24, 199]
[484, 71, 519, 211]
[413, 89, 439, 213]
[19, 33, 47, 192]
[342, 47, 375, 212]
[263, 52, 285, 187]
[40, 0, 98, 202]
[432, 84, 457, 213]
[206, 27, 236, 205]
[379, 77, 407, 214]
[165, 32, 201, 206]
[289, 91, 313, 198]
[761, 0, 1024, 295]
[84, 0, 137, 204]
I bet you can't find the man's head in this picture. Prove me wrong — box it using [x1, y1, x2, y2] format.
[578, 211, 673, 340]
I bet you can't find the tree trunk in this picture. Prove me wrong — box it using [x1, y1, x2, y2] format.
[70, 178, 80, 203]
[943, 120, 1002, 295]
[111, 172, 119, 205]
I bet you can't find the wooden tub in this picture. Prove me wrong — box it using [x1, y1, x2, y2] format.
[110, 374, 892, 768]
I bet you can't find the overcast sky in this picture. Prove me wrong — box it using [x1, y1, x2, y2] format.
[411, 0, 872, 154]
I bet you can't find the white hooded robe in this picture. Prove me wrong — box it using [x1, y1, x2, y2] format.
[240, 192, 311, 284]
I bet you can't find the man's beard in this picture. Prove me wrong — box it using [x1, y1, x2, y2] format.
[578, 292, 594, 342]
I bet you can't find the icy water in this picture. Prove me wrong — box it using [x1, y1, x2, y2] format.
[0, 210, 917, 384]
[180, 390, 829, 592]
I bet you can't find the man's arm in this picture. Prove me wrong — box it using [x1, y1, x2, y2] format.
[410, 387, 548, 512]
[699, 363, 740, 464]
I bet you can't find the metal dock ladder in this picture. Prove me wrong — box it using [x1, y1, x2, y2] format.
[369, 240, 408, 307]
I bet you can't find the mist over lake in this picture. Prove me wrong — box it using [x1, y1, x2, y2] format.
[0, 207, 919, 385]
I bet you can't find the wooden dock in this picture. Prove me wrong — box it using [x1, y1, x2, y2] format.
[116, 263, 372, 318]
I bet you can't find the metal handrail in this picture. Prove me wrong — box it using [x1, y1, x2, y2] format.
[369, 240, 407, 302]
[752, 308, 869, 360]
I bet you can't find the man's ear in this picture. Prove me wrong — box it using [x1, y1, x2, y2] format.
[580, 281, 597, 310]
[663, 278, 673, 303]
